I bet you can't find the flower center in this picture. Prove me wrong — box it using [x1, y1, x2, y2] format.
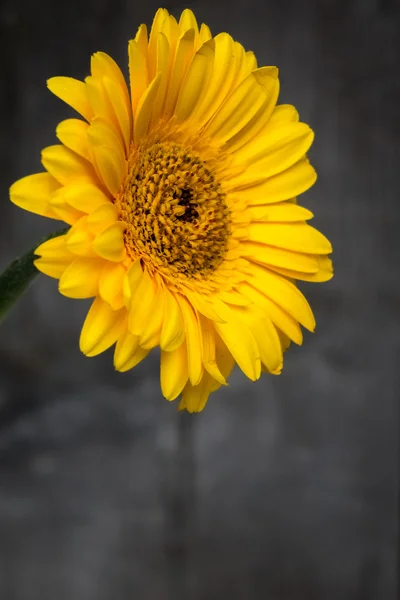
[118, 141, 231, 281]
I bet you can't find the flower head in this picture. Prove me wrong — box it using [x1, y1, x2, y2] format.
[10, 8, 333, 412]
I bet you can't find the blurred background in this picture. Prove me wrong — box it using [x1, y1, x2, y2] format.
[0, 0, 398, 598]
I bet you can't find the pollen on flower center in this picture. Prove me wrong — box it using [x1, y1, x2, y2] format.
[117, 141, 231, 280]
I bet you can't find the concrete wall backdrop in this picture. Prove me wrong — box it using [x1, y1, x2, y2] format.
[0, 0, 398, 598]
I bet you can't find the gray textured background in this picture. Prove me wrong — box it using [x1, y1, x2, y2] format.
[0, 0, 398, 598]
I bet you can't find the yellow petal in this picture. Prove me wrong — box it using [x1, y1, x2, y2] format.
[63, 182, 111, 213]
[176, 295, 203, 386]
[317, 254, 333, 277]
[197, 313, 226, 385]
[228, 157, 317, 203]
[160, 288, 185, 351]
[190, 33, 237, 127]
[34, 234, 74, 279]
[9, 172, 60, 219]
[248, 202, 313, 222]
[180, 372, 216, 413]
[148, 8, 169, 78]
[269, 104, 299, 123]
[41, 145, 97, 186]
[233, 305, 282, 374]
[47, 77, 93, 121]
[214, 302, 261, 381]
[114, 327, 149, 371]
[276, 330, 291, 353]
[124, 259, 143, 309]
[218, 288, 251, 306]
[35, 234, 71, 259]
[59, 257, 104, 298]
[91, 51, 128, 90]
[160, 343, 188, 401]
[139, 284, 165, 349]
[87, 119, 126, 196]
[244, 50, 257, 73]
[214, 333, 236, 382]
[34, 256, 71, 279]
[128, 36, 149, 115]
[164, 14, 179, 49]
[234, 122, 314, 178]
[86, 202, 118, 234]
[48, 188, 85, 225]
[102, 75, 132, 154]
[246, 263, 316, 331]
[91, 52, 131, 115]
[56, 119, 90, 160]
[99, 262, 126, 309]
[91, 145, 124, 197]
[179, 335, 235, 412]
[148, 32, 171, 126]
[269, 254, 334, 282]
[238, 281, 303, 344]
[218, 39, 244, 91]
[185, 291, 225, 322]
[240, 242, 318, 273]
[135, 21, 149, 54]
[133, 73, 162, 144]
[204, 67, 278, 145]
[66, 230, 94, 257]
[128, 270, 158, 336]
[65, 218, 96, 256]
[247, 222, 332, 254]
[123, 274, 132, 309]
[223, 71, 280, 153]
[90, 52, 129, 82]
[163, 28, 196, 118]
[80, 298, 125, 357]
[85, 75, 118, 129]
[179, 8, 199, 36]
[118, 345, 149, 372]
[92, 221, 126, 262]
[90, 53, 132, 154]
[198, 23, 212, 45]
[175, 38, 215, 122]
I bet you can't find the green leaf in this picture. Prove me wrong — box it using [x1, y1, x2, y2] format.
[0, 228, 69, 324]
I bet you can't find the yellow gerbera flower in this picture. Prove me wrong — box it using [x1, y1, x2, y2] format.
[9, 8, 333, 412]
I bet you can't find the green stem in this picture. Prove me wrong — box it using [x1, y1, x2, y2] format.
[0, 227, 69, 324]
